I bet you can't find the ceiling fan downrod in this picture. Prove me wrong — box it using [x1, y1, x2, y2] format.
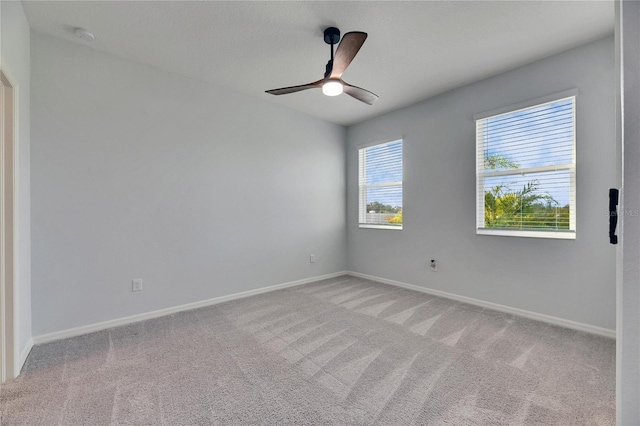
[324, 27, 340, 78]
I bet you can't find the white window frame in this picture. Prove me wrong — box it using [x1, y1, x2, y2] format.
[358, 138, 403, 230]
[474, 90, 577, 240]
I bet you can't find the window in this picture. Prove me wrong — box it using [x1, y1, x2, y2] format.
[359, 139, 403, 229]
[475, 94, 576, 239]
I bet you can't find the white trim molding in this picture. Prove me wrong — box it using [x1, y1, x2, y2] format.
[15, 338, 32, 376]
[357, 135, 404, 150]
[0, 68, 17, 382]
[476, 229, 576, 240]
[472, 88, 579, 121]
[347, 271, 615, 339]
[32, 272, 347, 345]
[31, 269, 614, 348]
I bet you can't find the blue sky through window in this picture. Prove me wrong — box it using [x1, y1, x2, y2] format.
[482, 98, 574, 206]
[362, 139, 402, 208]
[484, 99, 573, 169]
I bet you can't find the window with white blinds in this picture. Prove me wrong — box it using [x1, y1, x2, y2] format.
[359, 139, 403, 229]
[476, 96, 576, 239]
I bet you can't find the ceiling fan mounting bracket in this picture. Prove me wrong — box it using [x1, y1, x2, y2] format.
[323, 27, 340, 45]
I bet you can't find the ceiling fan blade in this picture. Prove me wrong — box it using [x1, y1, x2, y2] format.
[265, 80, 322, 95]
[330, 32, 367, 79]
[343, 82, 378, 105]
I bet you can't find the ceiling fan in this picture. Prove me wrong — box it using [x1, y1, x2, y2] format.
[265, 27, 378, 105]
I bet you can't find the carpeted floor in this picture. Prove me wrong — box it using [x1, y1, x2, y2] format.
[1, 276, 615, 425]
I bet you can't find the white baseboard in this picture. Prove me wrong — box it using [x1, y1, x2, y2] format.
[33, 271, 348, 345]
[32, 270, 614, 345]
[347, 271, 616, 339]
[16, 338, 33, 377]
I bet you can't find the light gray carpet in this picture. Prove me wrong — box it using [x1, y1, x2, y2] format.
[1, 276, 615, 425]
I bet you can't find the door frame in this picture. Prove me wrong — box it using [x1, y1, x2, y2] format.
[0, 68, 16, 382]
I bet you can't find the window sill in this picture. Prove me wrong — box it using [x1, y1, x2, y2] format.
[477, 228, 576, 240]
[359, 224, 403, 231]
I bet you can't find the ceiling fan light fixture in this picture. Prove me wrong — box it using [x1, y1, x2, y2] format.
[322, 79, 343, 96]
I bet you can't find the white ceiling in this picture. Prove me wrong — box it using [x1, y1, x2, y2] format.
[22, 1, 614, 126]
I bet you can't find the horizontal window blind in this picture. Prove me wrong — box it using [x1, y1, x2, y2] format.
[476, 97, 576, 237]
[359, 139, 403, 229]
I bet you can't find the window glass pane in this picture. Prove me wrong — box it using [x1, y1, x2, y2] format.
[483, 170, 571, 230]
[359, 139, 403, 228]
[365, 140, 403, 185]
[476, 96, 575, 237]
[482, 99, 574, 171]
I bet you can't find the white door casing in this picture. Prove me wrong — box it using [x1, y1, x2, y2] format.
[0, 69, 16, 382]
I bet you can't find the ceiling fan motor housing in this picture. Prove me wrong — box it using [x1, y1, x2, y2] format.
[323, 27, 340, 45]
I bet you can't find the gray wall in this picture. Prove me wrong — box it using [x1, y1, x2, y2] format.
[347, 37, 616, 330]
[30, 34, 346, 335]
[1, 1, 32, 364]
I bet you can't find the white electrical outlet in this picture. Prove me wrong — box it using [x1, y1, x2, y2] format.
[132, 279, 143, 292]
[430, 259, 438, 272]
[310, 254, 316, 263]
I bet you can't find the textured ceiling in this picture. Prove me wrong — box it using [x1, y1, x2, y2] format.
[22, 1, 614, 126]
